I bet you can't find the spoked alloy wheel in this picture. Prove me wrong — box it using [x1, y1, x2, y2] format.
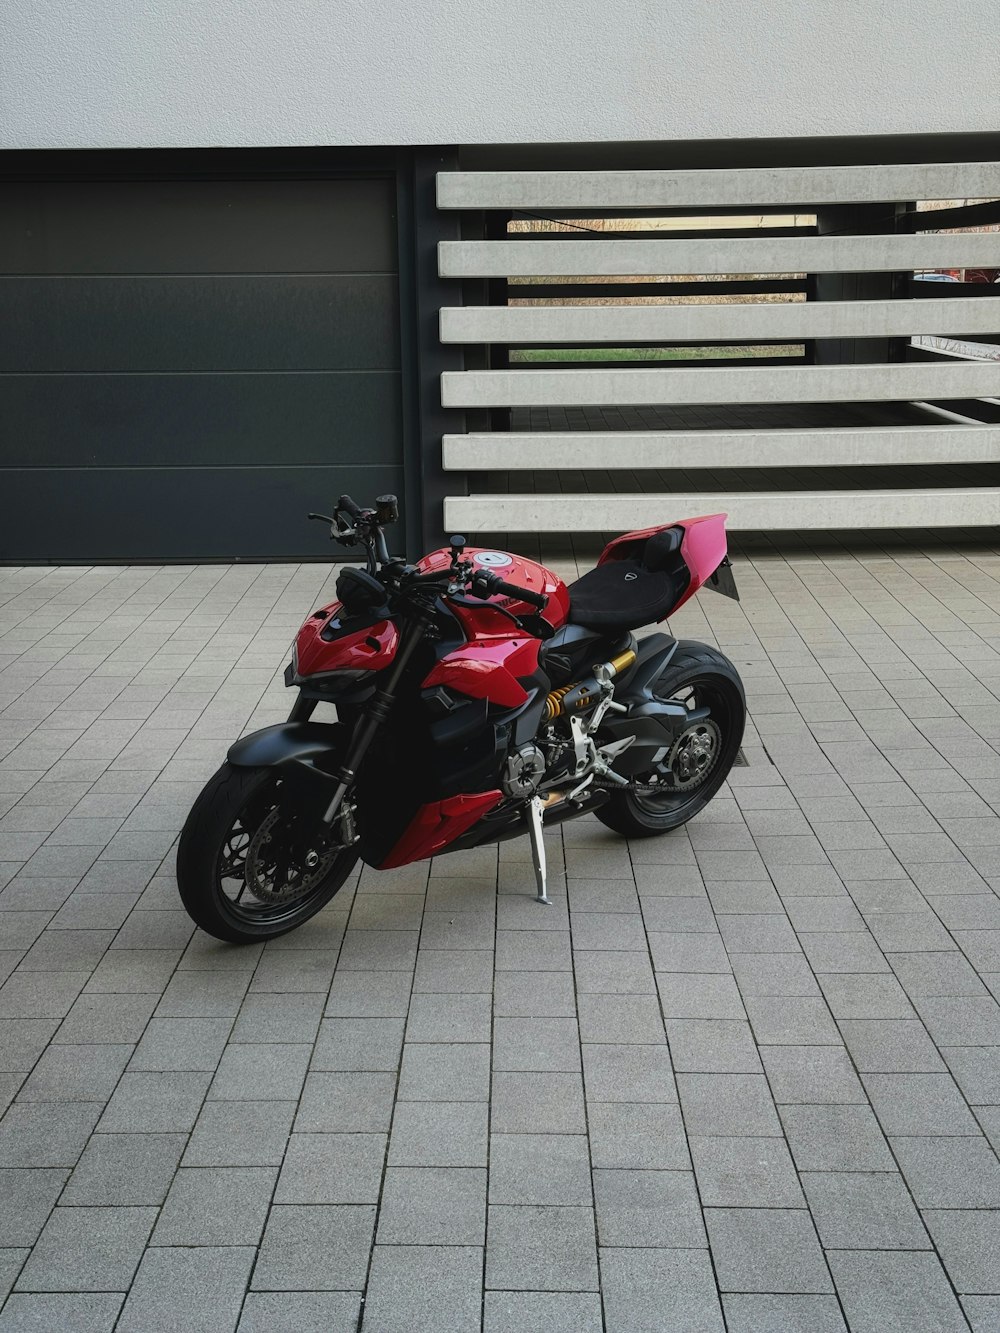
[177, 763, 358, 943]
[596, 641, 745, 838]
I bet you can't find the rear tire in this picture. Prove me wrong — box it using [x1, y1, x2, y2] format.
[596, 640, 745, 838]
[176, 762, 358, 943]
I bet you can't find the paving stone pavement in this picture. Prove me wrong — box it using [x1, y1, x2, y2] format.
[0, 537, 999, 1331]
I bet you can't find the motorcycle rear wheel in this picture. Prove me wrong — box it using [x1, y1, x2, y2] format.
[596, 641, 746, 839]
[176, 762, 358, 943]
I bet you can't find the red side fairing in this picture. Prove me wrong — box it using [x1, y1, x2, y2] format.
[293, 605, 399, 679]
[598, 514, 729, 617]
[380, 790, 503, 869]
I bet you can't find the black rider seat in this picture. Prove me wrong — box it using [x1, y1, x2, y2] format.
[566, 527, 689, 632]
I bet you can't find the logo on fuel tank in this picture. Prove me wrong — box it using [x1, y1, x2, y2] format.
[473, 551, 514, 567]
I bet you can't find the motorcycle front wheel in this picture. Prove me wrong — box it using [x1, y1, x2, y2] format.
[176, 763, 359, 943]
[596, 640, 746, 839]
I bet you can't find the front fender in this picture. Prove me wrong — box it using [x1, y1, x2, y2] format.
[227, 722, 344, 770]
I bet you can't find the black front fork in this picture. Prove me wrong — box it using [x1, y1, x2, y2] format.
[318, 617, 428, 827]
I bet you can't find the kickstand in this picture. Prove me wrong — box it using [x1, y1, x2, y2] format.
[527, 795, 550, 905]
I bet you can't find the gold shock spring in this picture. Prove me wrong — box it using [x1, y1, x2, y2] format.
[542, 684, 575, 722]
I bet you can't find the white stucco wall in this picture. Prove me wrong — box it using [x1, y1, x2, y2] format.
[2, 0, 998, 151]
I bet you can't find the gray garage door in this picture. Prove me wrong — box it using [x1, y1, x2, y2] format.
[0, 176, 402, 561]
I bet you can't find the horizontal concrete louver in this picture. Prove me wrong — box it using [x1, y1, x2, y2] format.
[436, 165, 1000, 533]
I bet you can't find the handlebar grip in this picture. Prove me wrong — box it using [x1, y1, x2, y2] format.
[337, 494, 364, 519]
[495, 579, 548, 611]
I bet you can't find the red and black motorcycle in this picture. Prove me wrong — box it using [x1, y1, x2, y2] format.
[177, 495, 745, 942]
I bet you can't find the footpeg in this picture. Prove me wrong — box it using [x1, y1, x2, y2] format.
[527, 795, 550, 905]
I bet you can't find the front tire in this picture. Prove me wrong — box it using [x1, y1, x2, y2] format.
[596, 640, 745, 838]
[176, 763, 358, 943]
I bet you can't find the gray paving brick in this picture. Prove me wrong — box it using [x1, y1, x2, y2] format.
[414, 948, 495, 990]
[913, 994, 1000, 1046]
[818, 972, 915, 1019]
[405, 992, 491, 1043]
[828, 1249, 969, 1333]
[116, 1245, 255, 1333]
[53, 993, 158, 1044]
[574, 951, 654, 995]
[723, 1294, 847, 1333]
[127, 1017, 230, 1072]
[295, 1071, 396, 1132]
[276, 1132, 385, 1204]
[493, 1016, 580, 1072]
[483, 1291, 602, 1333]
[780, 1105, 895, 1171]
[335, 931, 417, 973]
[745, 995, 841, 1045]
[325, 970, 413, 1017]
[582, 1042, 676, 1104]
[647, 931, 732, 973]
[155, 969, 250, 1018]
[0, 1169, 68, 1247]
[690, 1135, 804, 1207]
[942, 1046, 1000, 1105]
[799, 931, 891, 973]
[577, 993, 664, 1044]
[678, 1072, 780, 1136]
[802, 1170, 929, 1249]
[18, 930, 115, 973]
[924, 1209, 1000, 1295]
[62, 1131, 185, 1205]
[377, 1166, 486, 1244]
[568, 880, 640, 912]
[761, 1045, 867, 1104]
[0, 1101, 101, 1167]
[666, 1019, 762, 1073]
[83, 949, 179, 995]
[655, 979, 742, 1028]
[238, 1292, 360, 1333]
[0, 970, 89, 1020]
[588, 1101, 690, 1169]
[0, 1293, 124, 1332]
[863, 1070, 980, 1135]
[706, 1207, 832, 1293]
[18, 1042, 131, 1100]
[398, 1043, 490, 1102]
[209, 1041, 310, 1100]
[705, 881, 783, 914]
[151, 1166, 275, 1245]
[182, 1099, 295, 1167]
[594, 1167, 704, 1246]
[229, 991, 325, 1043]
[838, 1019, 946, 1072]
[388, 1100, 488, 1168]
[785, 896, 866, 932]
[14, 1205, 155, 1292]
[489, 1132, 591, 1205]
[96, 1070, 209, 1132]
[0, 1250, 28, 1308]
[252, 1204, 375, 1291]
[729, 952, 821, 996]
[600, 1247, 724, 1333]
[364, 1245, 482, 1333]
[963, 1296, 1000, 1332]
[718, 913, 801, 954]
[486, 1205, 597, 1292]
[954, 930, 1000, 973]
[890, 1135, 1000, 1207]
[492, 970, 576, 1016]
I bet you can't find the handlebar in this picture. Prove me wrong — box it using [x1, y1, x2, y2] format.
[337, 494, 364, 520]
[470, 569, 549, 611]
